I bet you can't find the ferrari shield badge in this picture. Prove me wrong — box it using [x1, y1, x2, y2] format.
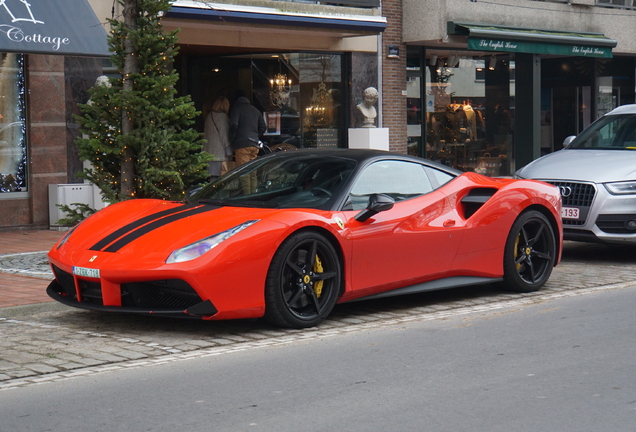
[334, 217, 345, 230]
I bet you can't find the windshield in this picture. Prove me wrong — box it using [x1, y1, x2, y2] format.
[191, 153, 357, 209]
[569, 114, 636, 150]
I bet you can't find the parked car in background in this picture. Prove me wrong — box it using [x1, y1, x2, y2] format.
[515, 104, 636, 244]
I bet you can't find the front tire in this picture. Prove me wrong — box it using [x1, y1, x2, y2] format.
[264, 231, 341, 328]
[503, 210, 556, 293]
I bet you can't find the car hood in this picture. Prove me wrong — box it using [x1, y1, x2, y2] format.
[57, 199, 292, 258]
[517, 149, 636, 183]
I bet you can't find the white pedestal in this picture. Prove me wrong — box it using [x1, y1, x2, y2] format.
[348, 128, 389, 151]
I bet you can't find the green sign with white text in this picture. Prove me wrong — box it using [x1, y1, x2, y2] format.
[468, 38, 612, 58]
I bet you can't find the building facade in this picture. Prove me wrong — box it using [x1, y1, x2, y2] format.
[0, 0, 109, 229]
[0, 0, 387, 229]
[402, 0, 636, 176]
[2, 0, 636, 229]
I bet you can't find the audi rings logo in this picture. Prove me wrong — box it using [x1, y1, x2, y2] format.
[559, 186, 572, 197]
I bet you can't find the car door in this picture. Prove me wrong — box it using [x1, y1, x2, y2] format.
[342, 160, 464, 297]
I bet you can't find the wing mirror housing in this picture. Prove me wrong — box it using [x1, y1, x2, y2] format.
[185, 185, 203, 203]
[563, 135, 576, 148]
[354, 193, 395, 222]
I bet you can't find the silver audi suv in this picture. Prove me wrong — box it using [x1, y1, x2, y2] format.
[515, 104, 636, 244]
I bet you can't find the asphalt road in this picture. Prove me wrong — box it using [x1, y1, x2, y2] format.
[2, 241, 636, 387]
[1, 282, 635, 432]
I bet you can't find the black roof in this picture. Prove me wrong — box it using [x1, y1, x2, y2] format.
[262, 148, 462, 175]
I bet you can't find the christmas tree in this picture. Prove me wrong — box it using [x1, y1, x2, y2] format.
[75, 0, 211, 202]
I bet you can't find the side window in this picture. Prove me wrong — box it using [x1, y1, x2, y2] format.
[425, 166, 455, 189]
[348, 161, 433, 210]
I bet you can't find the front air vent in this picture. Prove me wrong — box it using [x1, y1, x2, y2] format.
[120, 279, 203, 310]
[460, 188, 497, 219]
[52, 265, 77, 299]
[543, 181, 596, 226]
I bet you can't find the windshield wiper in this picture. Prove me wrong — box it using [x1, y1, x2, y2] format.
[198, 199, 230, 206]
[198, 198, 267, 208]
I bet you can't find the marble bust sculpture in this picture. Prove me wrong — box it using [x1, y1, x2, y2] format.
[356, 87, 378, 128]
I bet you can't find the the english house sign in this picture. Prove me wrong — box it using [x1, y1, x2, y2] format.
[469, 37, 613, 59]
[0, 0, 109, 56]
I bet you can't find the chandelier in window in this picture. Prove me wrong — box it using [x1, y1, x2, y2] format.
[270, 73, 292, 108]
[304, 81, 334, 129]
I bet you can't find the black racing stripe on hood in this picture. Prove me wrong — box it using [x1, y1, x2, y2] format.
[103, 205, 220, 253]
[90, 204, 194, 251]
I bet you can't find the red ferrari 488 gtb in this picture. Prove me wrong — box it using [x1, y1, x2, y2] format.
[48, 149, 562, 328]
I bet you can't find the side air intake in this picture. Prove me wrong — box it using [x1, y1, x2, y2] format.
[460, 188, 497, 219]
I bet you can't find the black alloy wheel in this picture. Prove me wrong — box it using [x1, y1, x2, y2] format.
[502, 210, 556, 293]
[264, 231, 341, 328]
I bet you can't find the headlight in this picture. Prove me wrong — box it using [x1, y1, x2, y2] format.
[604, 181, 636, 195]
[166, 220, 259, 263]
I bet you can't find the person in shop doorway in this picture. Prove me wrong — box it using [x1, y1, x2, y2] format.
[493, 104, 511, 155]
[229, 89, 266, 193]
[203, 95, 232, 178]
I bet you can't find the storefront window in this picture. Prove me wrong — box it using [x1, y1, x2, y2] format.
[0, 53, 26, 195]
[254, 53, 345, 149]
[187, 52, 346, 151]
[541, 56, 636, 153]
[406, 47, 423, 157]
[406, 73, 423, 157]
[424, 52, 515, 176]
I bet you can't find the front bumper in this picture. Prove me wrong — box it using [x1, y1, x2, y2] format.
[47, 265, 218, 318]
[544, 180, 636, 244]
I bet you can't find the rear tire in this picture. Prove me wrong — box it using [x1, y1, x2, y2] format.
[502, 210, 556, 293]
[264, 231, 341, 328]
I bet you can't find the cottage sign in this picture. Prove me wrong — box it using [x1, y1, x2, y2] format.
[0, 25, 71, 51]
[0, 0, 109, 56]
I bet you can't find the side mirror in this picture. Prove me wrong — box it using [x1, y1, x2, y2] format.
[354, 193, 395, 222]
[185, 185, 203, 203]
[563, 135, 576, 148]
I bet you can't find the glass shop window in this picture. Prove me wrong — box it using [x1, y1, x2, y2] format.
[190, 52, 345, 152]
[424, 53, 515, 176]
[0, 53, 26, 195]
[251, 53, 345, 150]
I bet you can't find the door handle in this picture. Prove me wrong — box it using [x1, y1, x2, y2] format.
[443, 219, 456, 227]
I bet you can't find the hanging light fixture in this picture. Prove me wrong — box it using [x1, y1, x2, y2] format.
[270, 73, 291, 108]
[270, 58, 292, 108]
[489, 56, 497, 71]
[429, 54, 437, 65]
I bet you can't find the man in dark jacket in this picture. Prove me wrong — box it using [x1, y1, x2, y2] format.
[229, 90, 267, 166]
[229, 90, 266, 194]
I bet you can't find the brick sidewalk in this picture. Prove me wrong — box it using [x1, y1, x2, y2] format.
[0, 230, 64, 308]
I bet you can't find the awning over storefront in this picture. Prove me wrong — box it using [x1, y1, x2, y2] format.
[166, 1, 387, 34]
[0, 0, 109, 57]
[448, 22, 617, 59]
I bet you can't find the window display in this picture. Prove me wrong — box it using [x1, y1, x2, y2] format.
[0, 53, 26, 194]
[421, 52, 515, 176]
[188, 53, 346, 152]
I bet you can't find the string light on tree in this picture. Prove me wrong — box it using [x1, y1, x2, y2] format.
[74, 0, 211, 204]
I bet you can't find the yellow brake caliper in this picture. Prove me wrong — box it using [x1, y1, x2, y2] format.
[514, 234, 521, 270]
[313, 255, 324, 297]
